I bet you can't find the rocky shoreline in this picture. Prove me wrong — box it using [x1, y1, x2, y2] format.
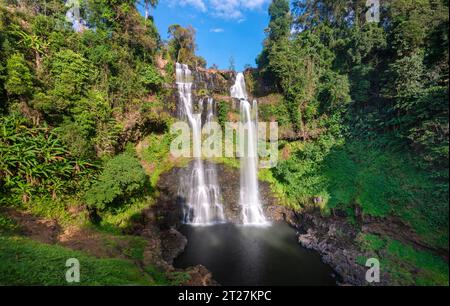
[264, 205, 373, 286]
[289, 211, 374, 286]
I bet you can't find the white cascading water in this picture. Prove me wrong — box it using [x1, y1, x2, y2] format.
[231, 73, 268, 226]
[176, 63, 225, 225]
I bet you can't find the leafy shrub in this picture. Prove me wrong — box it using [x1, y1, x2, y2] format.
[5, 53, 33, 97]
[140, 64, 163, 90]
[55, 90, 114, 159]
[259, 101, 290, 126]
[216, 100, 230, 129]
[272, 133, 340, 208]
[57, 120, 93, 159]
[85, 151, 147, 211]
[0, 114, 91, 204]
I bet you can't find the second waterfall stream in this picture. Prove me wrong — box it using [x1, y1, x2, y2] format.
[231, 73, 268, 226]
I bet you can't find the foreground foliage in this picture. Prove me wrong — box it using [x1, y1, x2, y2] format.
[0, 235, 188, 286]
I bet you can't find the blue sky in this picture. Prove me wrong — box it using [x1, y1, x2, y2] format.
[137, 0, 271, 71]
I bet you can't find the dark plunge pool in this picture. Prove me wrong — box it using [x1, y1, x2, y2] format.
[173, 222, 337, 286]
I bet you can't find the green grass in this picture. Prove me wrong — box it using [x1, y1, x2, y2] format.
[0, 234, 191, 286]
[145, 265, 191, 286]
[99, 196, 154, 232]
[0, 236, 158, 285]
[358, 233, 386, 253]
[26, 197, 75, 225]
[385, 239, 449, 286]
[141, 133, 179, 187]
[0, 214, 20, 235]
[122, 236, 148, 262]
[355, 233, 448, 286]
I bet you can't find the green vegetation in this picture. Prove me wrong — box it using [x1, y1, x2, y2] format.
[259, 101, 290, 127]
[217, 100, 231, 129]
[1, 0, 164, 213]
[256, 0, 448, 285]
[85, 150, 147, 212]
[167, 24, 206, 67]
[0, 235, 189, 286]
[141, 133, 175, 186]
[0, 1, 188, 286]
[0, 114, 94, 206]
[356, 234, 448, 286]
[0, 214, 20, 235]
[358, 234, 386, 253]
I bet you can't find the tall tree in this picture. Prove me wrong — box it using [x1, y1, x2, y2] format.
[257, 0, 292, 91]
[143, 0, 158, 20]
[267, 0, 292, 41]
[168, 24, 204, 67]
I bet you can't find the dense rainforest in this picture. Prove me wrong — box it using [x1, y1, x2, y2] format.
[0, 0, 448, 286]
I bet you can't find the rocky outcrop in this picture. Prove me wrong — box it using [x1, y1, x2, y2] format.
[292, 210, 394, 286]
[183, 265, 219, 286]
[117, 65, 236, 153]
[160, 228, 188, 264]
[152, 161, 283, 224]
[163, 66, 236, 117]
[215, 163, 281, 223]
[193, 67, 235, 96]
[128, 162, 224, 285]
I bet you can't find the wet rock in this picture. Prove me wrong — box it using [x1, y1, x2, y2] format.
[193, 67, 235, 96]
[161, 228, 188, 264]
[183, 265, 219, 286]
[151, 161, 287, 226]
[294, 211, 390, 286]
[265, 205, 297, 225]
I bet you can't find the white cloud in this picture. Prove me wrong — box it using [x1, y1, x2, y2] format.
[170, 0, 207, 12]
[210, 28, 225, 33]
[167, 0, 269, 20]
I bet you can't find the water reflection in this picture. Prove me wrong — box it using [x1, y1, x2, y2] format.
[174, 223, 337, 286]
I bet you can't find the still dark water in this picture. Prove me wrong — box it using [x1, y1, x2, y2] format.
[174, 223, 337, 286]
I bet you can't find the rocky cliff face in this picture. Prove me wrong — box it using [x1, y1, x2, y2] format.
[149, 161, 286, 226]
[192, 67, 235, 96]
[164, 66, 237, 116]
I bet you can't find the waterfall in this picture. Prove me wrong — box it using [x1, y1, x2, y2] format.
[231, 73, 268, 226]
[176, 63, 225, 226]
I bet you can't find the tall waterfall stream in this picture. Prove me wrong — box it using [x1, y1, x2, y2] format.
[176, 63, 225, 225]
